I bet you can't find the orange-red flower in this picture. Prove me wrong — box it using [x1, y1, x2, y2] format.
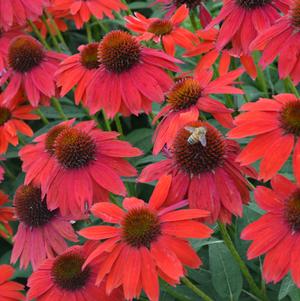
[241, 174, 300, 286]
[228, 94, 300, 182]
[125, 5, 196, 56]
[0, 191, 14, 240]
[0, 265, 25, 300]
[140, 121, 256, 224]
[79, 175, 212, 301]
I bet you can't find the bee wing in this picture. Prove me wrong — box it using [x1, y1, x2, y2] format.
[199, 134, 207, 147]
[184, 126, 195, 133]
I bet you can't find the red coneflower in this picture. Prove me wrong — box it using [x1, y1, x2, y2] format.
[206, 0, 289, 56]
[86, 30, 181, 117]
[152, 67, 243, 155]
[125, 5, 196, 56]
[27, 243, 124, 301]
[140, 121, 256, 224]
[251, 0, 300, 84]
[11, 184, 78, 270]
[51, 0, 127, 29]
[20, 119, 142, 216]
[0, 35, 66, 107]
[0, 0, 49, 31]
[79, 175, 212, 301]
[0, 265, 25, 300]
[56, 43, 100, 106]
[0, 191, 14, 240]
[228, 93, 300, 182]
[241, 174, 300, 286]
[0, 93, 39, 154]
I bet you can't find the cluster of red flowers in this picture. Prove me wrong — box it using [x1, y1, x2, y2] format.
[0, 0, 299, 300]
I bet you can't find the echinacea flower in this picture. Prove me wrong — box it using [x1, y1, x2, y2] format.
[56, 43, 100, 106]
[140, 121, 256, 224]
[27, 243, 124, 301]
[0, 191, 14, 239]
[0, 35, 66, 107]
[152, 67, 243, 154]
[79, 175, 212, 301]
[0, 0, 49, 31]
[125, 5, 196, 56]
[206, 0, 289, 56]
[86, 30, 181, 117]
[20, 119, 142, 216]
[0, 93, 39, 154]
[51, 0, 127, 29]
[0, 265, 25, 300]
[11, 184, 78, 270]
[241, 174, 300, 286]
[228, 93, 300, 182]
[251, 0, 300, 84]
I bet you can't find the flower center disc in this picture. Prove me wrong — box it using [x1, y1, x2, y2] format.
[54, 128, 96, 169]
[148, 20, 173, 36]
[98, 30, 141, 73]
[8, 36, 44, 73]
[45, 125, 69, 155]
[14, 185, 55, 228]
[0, 107, 11, 126]
[80, 43, 100, 70]
[167, 78, 201, 111]
[172, 121, 226, 174]
[291, 0, 300, 28]
[284, 190, 300, 231]
[280, 100, 300, 136]
[236, 0, 272, 9]
[52, 252, 91, 291]
[173, 0, 202, 9]
[122, 207, 161, 248]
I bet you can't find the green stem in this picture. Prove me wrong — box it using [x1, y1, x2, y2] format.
[102, 110, 112, 131]
[28, 20, 51, 50]
[0, 162, 16, 181]
[121, 0, 132, 15]
[0, 224, 12, 244]
[51, 97, 68, 121]
[218, 222, 268, 301]
[114, 114, 124, 136]
[94, 18, 109, 33]
[86, 22, 93, 43]
[181, 277, 214, 301]
[284, 77, 300, 98]
[35, 108, 49, 125]
[41, 15, 60, 52]
[189, 11, 198, 31]
[256, 67, 268, 97]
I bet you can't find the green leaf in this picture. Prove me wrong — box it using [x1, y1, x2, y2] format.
[126, 128, 153, 154]
[279, 274, 300, 301]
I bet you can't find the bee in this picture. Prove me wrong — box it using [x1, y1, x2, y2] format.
[184, 126, 207, 147]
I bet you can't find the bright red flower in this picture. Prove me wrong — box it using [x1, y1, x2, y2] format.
[56, 43, 100, 106]
[86, 30, 181, 117]
[27, 243, 124, 301]
[0, 265, 25, 300]
[228, 93, 300, 182]
[79, 175, 212, 301]
[125, 5, 196, 56]
[11, 184, 78, 270]
[51, 0, 127, 29]
[140, 121, 256, 224]
[0, 0, 49, 31]
[152, 68, 243, 155]
[241, 174, 300, 286]
[251, 0, 300, 84]
[0, 191, 14, 240]
[206, 0, 289, 56]
[19, 119, 142, 216]
[184, 28, 257, 79]
[0, 35, 66, 107]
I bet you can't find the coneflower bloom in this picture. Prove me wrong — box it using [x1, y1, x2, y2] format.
[0, 35, 66, 107]
[0, 191, 14, 240]
[241, 174, 300, 286]
[228, 94, 300, 182]
[0, 93, 39, 154]
[51, 0, 127, 29]
[184, 28, 257, 79]
[27, 243, 124, 301]
[56, 43, 100, 106]
[79, 175, 212, 301]
[0, 265, 25, 300]
[0, 0, 49, 31]
[152, 68, 243, 154]
[11, 184, 78, 270]
[86, 30, 181, 117]
[125, 5, 196, 56]
[206, 0, 289, 56]
[140, 121, 256, 224]
[251, 0, 300, 84]
[20, 120, 142, 216]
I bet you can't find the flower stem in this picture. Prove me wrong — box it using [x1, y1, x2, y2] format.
[181, 277, 213, 301]
[0, 162, 16, 181]
[51, 97, 68, 121]
[86, 22, 93, 43]
[102, 110, 112, 131]
[0, 224, 12, 244]
[121, 0, 133, 15]
[218, 222, 268, 301]
[35, 108, 49, 125]
[189, 11, 198, 31]
[284, 77, 300, 98]
[114, 114, 124, 137]
[256, 67, 268, 97]
[41, 15, 60, 52]
[28, 20, 51, 50]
